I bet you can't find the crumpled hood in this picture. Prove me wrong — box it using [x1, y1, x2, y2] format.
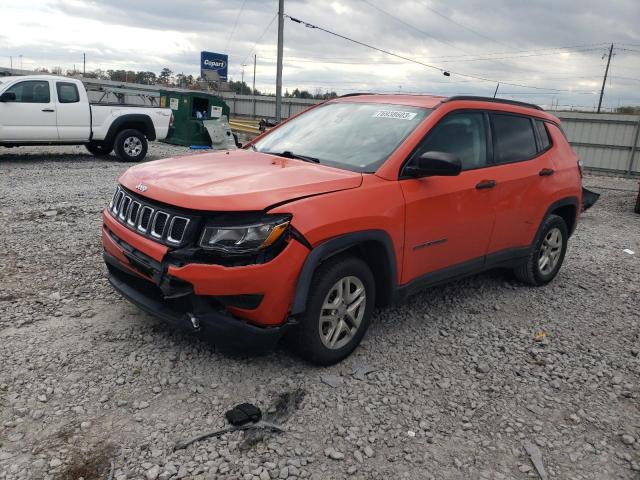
[119, 149, 363, 211]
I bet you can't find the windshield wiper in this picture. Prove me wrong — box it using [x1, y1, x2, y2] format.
[262, 150, 321, 164]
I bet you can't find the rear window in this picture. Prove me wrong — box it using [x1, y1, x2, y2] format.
[535, 120, 552, 151]
[56, 82, 80, 103]
[490, 113, 537, 164]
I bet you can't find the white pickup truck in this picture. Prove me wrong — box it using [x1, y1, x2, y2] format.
[0, 75, 172, 162]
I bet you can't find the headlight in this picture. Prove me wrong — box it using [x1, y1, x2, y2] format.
[199, 215, 291, 253]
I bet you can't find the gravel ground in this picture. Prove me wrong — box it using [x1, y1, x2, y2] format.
[1, 143, 639, 480]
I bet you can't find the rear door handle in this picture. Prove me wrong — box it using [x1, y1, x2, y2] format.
[41, 109, 55, 112]
[476, 180, 496, 190]
[539, 168, 555, 176]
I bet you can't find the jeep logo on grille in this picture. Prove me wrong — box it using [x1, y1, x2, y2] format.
[136, 184, 148, 192]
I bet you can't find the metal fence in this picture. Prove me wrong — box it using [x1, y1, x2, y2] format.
[550, 111, 640, 177]
[217, 92, 320, 119]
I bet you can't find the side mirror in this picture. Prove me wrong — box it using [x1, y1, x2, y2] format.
[0, 91, 16, 102]
[404, 151, 461, 178]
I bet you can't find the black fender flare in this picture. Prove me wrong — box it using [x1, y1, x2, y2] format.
[290, 230, 398, 315]
[543, 196, 580, 235]
[104, 114, 156, 146]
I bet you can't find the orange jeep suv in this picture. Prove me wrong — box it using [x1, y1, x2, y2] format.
[103, 95, 582, 365]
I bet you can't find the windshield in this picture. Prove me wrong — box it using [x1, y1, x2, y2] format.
[253, 102, 431, 172]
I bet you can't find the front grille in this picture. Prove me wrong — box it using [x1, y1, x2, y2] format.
[108, 186, 196, 247]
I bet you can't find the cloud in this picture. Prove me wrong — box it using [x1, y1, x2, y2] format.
[1, 0, 639, 109]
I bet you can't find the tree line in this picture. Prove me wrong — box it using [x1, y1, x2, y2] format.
[35, 66, 338, 99]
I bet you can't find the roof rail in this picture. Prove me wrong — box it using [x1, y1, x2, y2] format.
[443, 95, 543, 111]
[339, 92, 375, 98]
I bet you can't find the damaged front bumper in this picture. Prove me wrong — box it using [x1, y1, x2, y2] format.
[104, 251, 293, 352]
[102, 209, 308, 351]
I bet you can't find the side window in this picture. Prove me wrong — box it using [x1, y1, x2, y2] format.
[412, 112, 487, 170]
[490, 113, 537, 164]
[5, 80, 50, 103]
[56, 82, 80, 103]
[535, 120, 551, 152]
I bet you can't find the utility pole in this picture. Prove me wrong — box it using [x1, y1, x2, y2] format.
[83, 53, 86, 75]
[252, 54, 256, 95]
[275, 0, 284, 122]
[252, 54, 257, 117]
[9, 56, 12, 73]
[597, 43, 614, 113]
[241, 64, 246, 94]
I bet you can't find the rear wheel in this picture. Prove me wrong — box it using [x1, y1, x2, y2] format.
[514, 214, 568, 285]
[85, 142, 112, 156]
[294, 254, 375, 365]
[114, 129, 148, 162]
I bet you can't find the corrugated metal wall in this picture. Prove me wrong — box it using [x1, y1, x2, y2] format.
[217, 92, 320, 119]
[552, 111, 640, 176]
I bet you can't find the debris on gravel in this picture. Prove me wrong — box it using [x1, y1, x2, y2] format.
[1, 145, 639, 479]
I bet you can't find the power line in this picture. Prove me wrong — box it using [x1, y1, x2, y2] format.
[617, 47, 640, 54]
[263, 46, 603, 65]
[413, 0, 513, 49]
[284, 14, 596, 93]
[361, 0, 467, 53]
[241, 13, 278, 66]
[224, 0, 248, 53]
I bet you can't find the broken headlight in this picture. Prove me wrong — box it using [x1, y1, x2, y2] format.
[198, 215, 291, 254]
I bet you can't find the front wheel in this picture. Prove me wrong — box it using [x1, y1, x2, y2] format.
[513, 214, 568, 285]
[114, 129, 148, 162]
[294, 254, 375, 365]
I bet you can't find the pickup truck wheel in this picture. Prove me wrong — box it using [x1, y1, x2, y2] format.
[295, 254, 375, 366]
[85, 142, 113, 156]
[514, 214, 568, 286]
[114, 129, 148, 162]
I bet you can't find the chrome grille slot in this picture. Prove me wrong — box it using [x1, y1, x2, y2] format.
[138, 206, 153, 232]
[151, 211, 169, 238]
[127, 201, 141, 226]
[167, 217, 189, 244]
[118, 196, 132, 220]
[112, 190, 124, 214]
[107, 186, 196, 247]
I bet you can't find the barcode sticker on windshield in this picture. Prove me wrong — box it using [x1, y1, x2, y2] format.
[373, 110, 417, 120]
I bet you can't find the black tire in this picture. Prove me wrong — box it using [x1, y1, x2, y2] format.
[85, 142, 113, 156]
[514, 214, 568, 286]
[114, 129, 148, 162]
[294, 254, 375, 366]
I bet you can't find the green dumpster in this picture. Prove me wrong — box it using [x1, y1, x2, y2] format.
[159, 89, 231, 147]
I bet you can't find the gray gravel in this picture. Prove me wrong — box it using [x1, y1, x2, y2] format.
[1, 143, 639, 480]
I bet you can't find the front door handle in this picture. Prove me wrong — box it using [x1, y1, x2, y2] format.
[41, 108, 55, 112]
[476, 179, 496, 190]
[539, 168, 555, 176]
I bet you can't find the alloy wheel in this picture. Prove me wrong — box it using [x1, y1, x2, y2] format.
[123, 136, 143, 157]
[318, 276, 366, 350]
[538, 227, 563, 275]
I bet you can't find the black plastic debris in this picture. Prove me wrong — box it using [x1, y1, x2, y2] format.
[225, 403, 262, 426]
[582, 187, 600, 211]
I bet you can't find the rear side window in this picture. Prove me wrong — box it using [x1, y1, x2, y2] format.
[490, 113, 537, 164]
[56, 82, 80, 103]
[4, 80, 50, 103]
[535, 120, 551, 151]
[412, 111, 488, 170]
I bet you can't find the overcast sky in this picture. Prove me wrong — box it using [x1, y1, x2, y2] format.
[1, 0, 639, 110]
